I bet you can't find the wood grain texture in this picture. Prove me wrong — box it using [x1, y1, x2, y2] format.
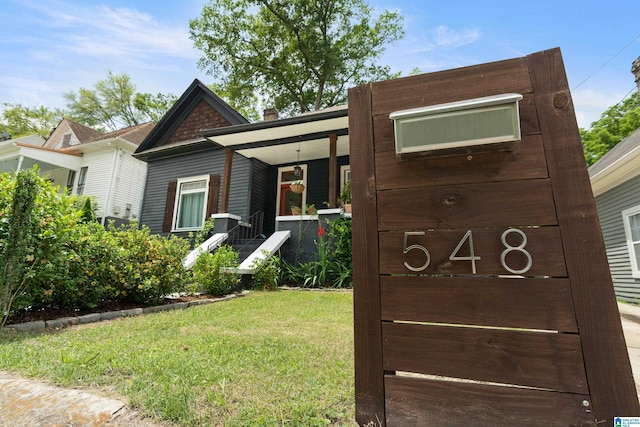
[349, 83, 385, 425]
[371, 57, 532, 116]
[528, 48, 640, 420]
[381, 276, 577, 332]
[383, 322, 587, 393]
[385, 375, 595, 427]
[377, 179, 558, 231]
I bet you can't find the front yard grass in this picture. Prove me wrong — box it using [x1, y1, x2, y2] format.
[0, 291, 355, 426]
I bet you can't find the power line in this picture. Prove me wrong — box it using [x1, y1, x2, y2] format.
[571, 32, 640, 91]
[582, 85, 637, 132]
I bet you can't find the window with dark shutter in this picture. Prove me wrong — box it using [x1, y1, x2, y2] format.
[163, 181, 177, 232]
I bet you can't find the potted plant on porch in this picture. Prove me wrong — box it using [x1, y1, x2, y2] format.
[339, 181, 351, 213]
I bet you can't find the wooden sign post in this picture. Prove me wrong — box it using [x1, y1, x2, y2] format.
[349, 48, 640, 426]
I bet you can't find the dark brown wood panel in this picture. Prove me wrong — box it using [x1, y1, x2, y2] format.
[349, 83, 385, 425]
[385, 375, 594, 427]
[381, 276, 577, 332]
[377, 179, 557, 230]
[371, 57, 533, 116]
[382, 322, 587, 393]
[528, 48, 640, 420]
[375, 133, 549, 191]
[379, 226, 566, 277]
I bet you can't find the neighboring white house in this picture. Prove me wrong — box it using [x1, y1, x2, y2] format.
[0, 118, 153, 225]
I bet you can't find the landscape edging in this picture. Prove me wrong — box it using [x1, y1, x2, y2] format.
[3, 292, 248, 332]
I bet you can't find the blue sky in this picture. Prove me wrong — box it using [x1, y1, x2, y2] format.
[2, 0, 639, 129]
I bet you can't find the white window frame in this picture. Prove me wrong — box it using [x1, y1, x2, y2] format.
[173, 175, 210, 232]
[622, 205, 640, 278]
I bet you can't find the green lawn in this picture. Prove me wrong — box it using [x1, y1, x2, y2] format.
[0, 291, 355, 426]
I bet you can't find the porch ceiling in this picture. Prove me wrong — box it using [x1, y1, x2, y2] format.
[203, 106, 349, 165]
[0, 144, 82, 172]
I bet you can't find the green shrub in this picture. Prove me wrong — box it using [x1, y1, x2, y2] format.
[31, 221, 120, 310]
[194, 217, 215, 246]
[191, 245, 240, 296]
[251, 252, 280, 290]
[111, 222, 190, 305]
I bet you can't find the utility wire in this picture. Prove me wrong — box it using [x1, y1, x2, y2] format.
[582, 85, 637, 132]
[571, 32, 640, 91]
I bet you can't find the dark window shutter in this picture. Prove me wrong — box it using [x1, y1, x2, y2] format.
[206, 175, 220, 218]
[163, 181, 177, 232]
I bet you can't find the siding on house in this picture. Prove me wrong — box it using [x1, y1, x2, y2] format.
[140, 147, 253, 237]
[80, 149, 117, 218]
[110, 152, 147, 221]
[594, 174, 640, 302]
[250, 158, 274, 234]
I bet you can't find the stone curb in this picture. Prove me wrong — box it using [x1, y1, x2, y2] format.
[4, 292, 248, 332]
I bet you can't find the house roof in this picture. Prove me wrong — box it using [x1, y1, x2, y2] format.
[589, 127, 640, 196]
[97, 122, 154, 145]
[135, 79, 248, 159]
[202, 105, 349, 164]
[64, 119, 104, 143]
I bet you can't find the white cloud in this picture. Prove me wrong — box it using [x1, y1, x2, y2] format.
[22, 2, 198, 61]
[433, 25, 480, 48]
[571, 88, 629, 129]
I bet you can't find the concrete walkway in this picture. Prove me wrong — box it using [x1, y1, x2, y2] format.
[0, 372, 167, 426]
[2, 303, 640, 426]
[617, 302, 640, 397]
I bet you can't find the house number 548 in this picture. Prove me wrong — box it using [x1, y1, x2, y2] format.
[403, 228, 533, 275]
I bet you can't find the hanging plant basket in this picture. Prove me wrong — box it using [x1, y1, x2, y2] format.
[290, 182, 305, 194]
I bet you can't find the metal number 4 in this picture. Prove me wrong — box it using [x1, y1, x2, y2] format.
[449, 230, 481, 274]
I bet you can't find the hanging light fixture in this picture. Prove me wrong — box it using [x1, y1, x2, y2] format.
[294, 144, 302, 177]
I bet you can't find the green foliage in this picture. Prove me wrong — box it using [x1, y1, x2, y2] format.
[111, 223, 190, 305]
[190, 0, 404, 117]
[194, 217, 216, 247]
[582, 92, 640, 165]
[191, 245, 240, 296]
[79, 196, 97, 223]
[0, 168, 190, 318]
[64, 71, 177, 132]
[251, 251, 280, 290]
[282, 217, 353, 288]
[0, 103, 65, 139]
[0, 169, 40, 326]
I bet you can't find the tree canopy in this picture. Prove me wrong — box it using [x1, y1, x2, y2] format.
[582, 92, 640, 165]
[0, 103, 65, 139]
[63, 71, 178, 132]
[190, 0, 404, 118]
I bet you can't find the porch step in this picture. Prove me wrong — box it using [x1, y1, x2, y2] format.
[182, 233, 228, 270]
[226, 230, 291, 275]
[233, 239, 266, 261]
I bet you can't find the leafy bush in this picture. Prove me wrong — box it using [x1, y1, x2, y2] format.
[111, 222, 190, 305]
[251, 251, 280, 290]
[1, 167, 192, 318]
[191, 245, 240, 296]
[194, 217, 215, 246]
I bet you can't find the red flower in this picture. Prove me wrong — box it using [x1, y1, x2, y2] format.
[317, 226, 325, 237]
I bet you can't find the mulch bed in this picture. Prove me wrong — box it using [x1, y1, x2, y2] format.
[4, 294, 216, 326]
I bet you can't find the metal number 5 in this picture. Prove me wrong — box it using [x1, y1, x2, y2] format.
[403, 231, 430, 272]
